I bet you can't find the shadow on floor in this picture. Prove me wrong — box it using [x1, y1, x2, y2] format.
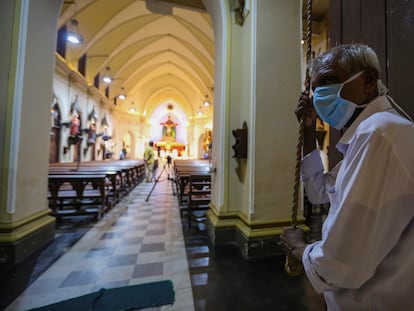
[0, 201, 328, 311]
[0, 216, 94, 311]
[181, 211, 327, 311]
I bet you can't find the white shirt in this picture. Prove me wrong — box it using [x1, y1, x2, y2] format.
[301, 96, 414, 310]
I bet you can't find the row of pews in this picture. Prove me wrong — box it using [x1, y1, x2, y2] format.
[48, 160, 145, 221]
[172, 159, 212, 226]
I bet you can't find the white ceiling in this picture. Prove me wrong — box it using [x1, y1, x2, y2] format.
[58, 0, 213, 118]
[58, 0, 328, 118]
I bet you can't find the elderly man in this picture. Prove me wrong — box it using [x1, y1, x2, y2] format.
[280, 44, 414, 310]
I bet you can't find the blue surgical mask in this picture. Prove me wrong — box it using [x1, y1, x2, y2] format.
[313, 71, 366, 130]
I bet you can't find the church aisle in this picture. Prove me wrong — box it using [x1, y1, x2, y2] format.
[5, 176, 194, 311]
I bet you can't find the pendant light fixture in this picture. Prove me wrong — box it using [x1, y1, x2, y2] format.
[66, 2, 83, 45]
[118, 87, 127, 100]
[129, 101, 136, 113]
[66, 18, 83, 44]
[197, 106, 203, 116]
[203, 94, 211, 107]
[102, 66, 113, 84]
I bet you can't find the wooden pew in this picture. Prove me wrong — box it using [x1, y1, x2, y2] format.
[174, 167, 209, 206]
[187, 174, 211, 226]
[48, 174, 107, 220]
[172, 160, 210, 218]
[49, 159, 145, 195]
[48, 168, 121, 206]
[48, 160, 146, 222]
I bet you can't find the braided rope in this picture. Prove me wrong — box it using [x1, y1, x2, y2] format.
[285, 0, 313, 278]
[304, 0, 313, 93]
[292, 0, 312, 228]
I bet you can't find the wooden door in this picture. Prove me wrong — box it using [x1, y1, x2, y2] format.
[328, 0, 414, 168]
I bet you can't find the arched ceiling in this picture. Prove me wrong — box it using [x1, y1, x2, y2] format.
[58, 0, 214, 119]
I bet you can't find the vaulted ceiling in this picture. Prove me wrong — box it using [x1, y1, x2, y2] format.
[58, 0, 213, 119]
[57, 0, 329, 119]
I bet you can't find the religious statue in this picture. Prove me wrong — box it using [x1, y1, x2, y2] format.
[50, 105, 59, 128]
[87, 122, 97, 145]
[203, 130, 212, 153]
[64, 95, 83, 152]
[69, 112, 80, 136]
[160, 115, 178, 141]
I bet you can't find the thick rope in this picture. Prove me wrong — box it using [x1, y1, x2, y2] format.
[285, 0, 312, 277]
[292, 0, 312, 228]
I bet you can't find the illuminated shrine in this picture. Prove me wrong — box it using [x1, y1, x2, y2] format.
[156, 115, 185, 156]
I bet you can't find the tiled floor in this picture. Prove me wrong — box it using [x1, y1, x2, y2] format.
[5, 175, 194, 311]
[182, 221, 326, 311]
[2, 168, 327, 311]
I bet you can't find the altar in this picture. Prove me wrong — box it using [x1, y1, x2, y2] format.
[154, 141, 186, 156]
[155, 115, 186, 156]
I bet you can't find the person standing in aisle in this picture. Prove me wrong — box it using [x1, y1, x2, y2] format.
[144, 141, 155, 182]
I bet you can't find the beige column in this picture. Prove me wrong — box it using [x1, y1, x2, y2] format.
[206, 0, 306, 258]
[0, 1, 60, 263]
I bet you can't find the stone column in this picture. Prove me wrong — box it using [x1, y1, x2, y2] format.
[0, 1, 61, 263]
[206, 0, 306, 258]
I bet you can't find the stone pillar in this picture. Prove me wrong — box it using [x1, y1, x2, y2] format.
[206, 0, 306, 258]
[0, 1, 61, 263]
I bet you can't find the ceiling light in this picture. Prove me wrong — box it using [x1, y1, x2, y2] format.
[129, 102, 136, 113]
[203, 94, 211, 107]
[66, 18, 83, 44]
[197, 106, 203, 116]
[118, 87, 126, 100]
[102, 66, 112, 84]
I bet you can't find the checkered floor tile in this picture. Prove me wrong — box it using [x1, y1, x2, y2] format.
[5, 176, 194, 311]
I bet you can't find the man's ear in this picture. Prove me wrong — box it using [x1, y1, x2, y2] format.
[363, 69, 379, 92]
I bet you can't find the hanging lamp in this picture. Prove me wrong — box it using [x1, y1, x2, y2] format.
[118, 87, 127, 100]
[203, 94, 211, 107]
[102, 66, 113, 84]
[67, 19, 83, 44]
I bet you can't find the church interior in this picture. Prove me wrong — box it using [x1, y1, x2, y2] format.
[1, 0, 413, 310]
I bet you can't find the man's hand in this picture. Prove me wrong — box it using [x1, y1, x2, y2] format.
[294, 91, 318, 155]
[294, 91, 317, 128]
[280, 227, 307, 260]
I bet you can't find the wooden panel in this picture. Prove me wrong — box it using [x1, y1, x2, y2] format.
[330, 0, 414, 115]
[329, 0, 342, 46]
[342, 0, 362, 43]
[387, 0, 414, 118]
[361, 0, 387, 83]
[327, 0, 414, 168]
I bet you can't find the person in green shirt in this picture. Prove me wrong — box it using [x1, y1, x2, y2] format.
[144, 141, 155, 182]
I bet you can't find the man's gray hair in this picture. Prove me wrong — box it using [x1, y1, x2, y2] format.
[311, 44, 381, 76]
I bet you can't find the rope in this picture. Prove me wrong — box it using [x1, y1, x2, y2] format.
[292, 0, 312, 228]
[285, 0, 312, 277]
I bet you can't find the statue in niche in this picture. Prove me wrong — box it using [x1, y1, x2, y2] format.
[64, 95, 83, 150]
[50, 95, 60, 129]
[69, 111, 80, 137]
[51, 108, 59, 128]
[87, 121, 97, 144]
[87, 108, 98, 145]
[160, 115, 178, 141]
[50, 94, 59, 129]
[203, 130, 212, 153]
